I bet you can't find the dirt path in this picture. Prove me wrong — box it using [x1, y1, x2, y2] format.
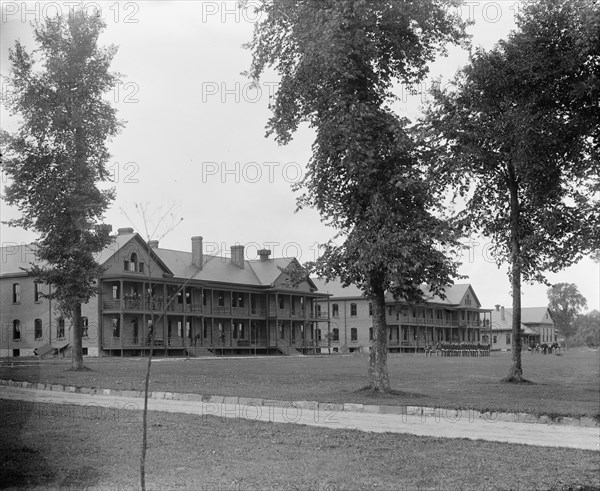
[1, 385, 597, 451]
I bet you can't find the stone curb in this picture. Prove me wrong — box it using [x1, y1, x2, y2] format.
[0, 378, 597, 428]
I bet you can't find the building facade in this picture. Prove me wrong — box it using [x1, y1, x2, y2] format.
[1, 228, 330, 358]
[313, 279, 492, 353]
[489, 305, 556, 351]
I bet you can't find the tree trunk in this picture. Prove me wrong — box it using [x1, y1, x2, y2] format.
[507, 174, 524, 382]
[367, 279, 390, 392]
[72, 302, 85, 370]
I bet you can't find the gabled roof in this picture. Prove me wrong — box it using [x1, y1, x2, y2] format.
[97, 233, 173, 276]
[1, 232, 317, 291]
[311, 278, 363, 298]
[506, 307, 554, 325]
[310, 278, 482, 308]
[490, 308, 537, 335]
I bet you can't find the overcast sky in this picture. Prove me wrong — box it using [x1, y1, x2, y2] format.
[1, 1, 598, 312]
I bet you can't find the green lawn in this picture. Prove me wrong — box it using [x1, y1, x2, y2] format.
[1, 350, 598, 419]
[1, 399, 598, 491]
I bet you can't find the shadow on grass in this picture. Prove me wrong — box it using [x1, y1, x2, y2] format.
[353, 385, 427, 399]
[500, 377, 536, 385]
[64, 366, 94, 372]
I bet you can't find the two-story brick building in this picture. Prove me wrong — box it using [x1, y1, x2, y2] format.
[312, 279, 492, 353]
[0, 228, 330, 358]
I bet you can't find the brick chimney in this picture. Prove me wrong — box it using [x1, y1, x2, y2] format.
[148, 240, 159, 249]
[117, 227, 134, 235]
[231, 245, 245, 269]
[192, 236, 203, 269]
[501, 306, 505, 320]
[258, 249, 271, 261]
[495, 304, 500, 311]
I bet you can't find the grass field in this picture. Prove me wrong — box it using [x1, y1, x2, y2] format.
[1, 399, 599, 491]
[1, 350, 598, 419]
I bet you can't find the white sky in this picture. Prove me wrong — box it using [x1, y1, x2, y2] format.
[1, 1, 598, 312]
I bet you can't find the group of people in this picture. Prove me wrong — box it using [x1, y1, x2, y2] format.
[424, 342, 491, 357]
[529, 342, 561, 354]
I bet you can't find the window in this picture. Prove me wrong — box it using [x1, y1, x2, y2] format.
[35, 319, 43, 340]
[232, 322, 238, 339]
[368, 303, 372, 316]
[57, 318, 65, 339]
[203, 290, 208, 306]
[506, 334, 511, 345]
[388, 306, 392, 316]
[203, 319, 209, 338]
[112, 285, 120, 300]
[279, 296, 284, 310]
[129, 253, 137, 271]
[232, 292, 244, 308]
[465, 294, 471, 306]
[369, 328, 373, 341]
[332, 328, 339, 341]
[280, 323, 285, 339]
[332, 304, 339, 317]
[13, 320, 21, 340]
[12, 283, 20, 303]
[350, 303, 357, 317]
[34, 283, 41, 302]
[218, 291, 225, 307]
[111, 317, 119, 338]
[351, 328, 357, 341]
[82, 317, 88, 337]
[316, 328, 322, 342]
[125, 253, 144, 272]
[396, 311, 400, 321]
[493, 335, 497, 344]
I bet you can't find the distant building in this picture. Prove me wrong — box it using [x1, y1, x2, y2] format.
[0, 228, 330, 358]
[489, 305, 555, 350]
[313, 279, 492, 353]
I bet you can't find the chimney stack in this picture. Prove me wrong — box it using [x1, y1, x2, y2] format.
[495, 304, 500, 311]
[231, 245, 245, 269]
[148, 240, 159, 249]
[501, 306, 505, 321]
[117, 227, 134, 235]
[258, 249, 271, 261]
[192, 236, 203, 269]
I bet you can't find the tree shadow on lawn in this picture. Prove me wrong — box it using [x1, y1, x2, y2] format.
[353, 385, 428, 400]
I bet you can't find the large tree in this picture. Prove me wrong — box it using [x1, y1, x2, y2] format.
[246, 0, 468, 391]
[547, 283, 588, 348]
[2, 11, 122, 369]
[572, 310, 600, 347]
[423, 0, 599, 381]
